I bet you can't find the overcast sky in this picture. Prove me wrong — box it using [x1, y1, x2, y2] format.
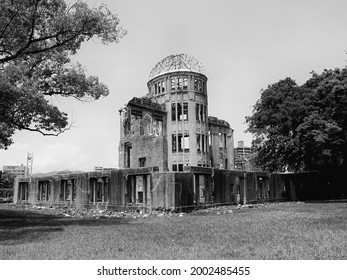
[1, 0, 347, 173]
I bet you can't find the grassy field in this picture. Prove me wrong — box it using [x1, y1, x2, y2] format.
[0, 202, 346, 259]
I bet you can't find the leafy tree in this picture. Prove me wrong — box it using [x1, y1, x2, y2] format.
[0, 0, 126, 149]
[246, 69, 347, 172]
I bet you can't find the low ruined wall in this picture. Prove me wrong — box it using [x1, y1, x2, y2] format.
[13, 168, 346, 211]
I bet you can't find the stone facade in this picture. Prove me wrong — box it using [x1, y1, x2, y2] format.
[208, 116, 234, 169]
[14, 167, 344, 212]
[118, 97, 168, 171]
[119, 54, 234, 171]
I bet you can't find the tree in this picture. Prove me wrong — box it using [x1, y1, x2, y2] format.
[0, 0, 126, 149]
[246, 69, 347, 172]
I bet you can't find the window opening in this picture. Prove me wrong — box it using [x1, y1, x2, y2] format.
[60, 180, 69, 201]
[172, 134, 177, 152]
[178, 134, 183, 152]
[171, 103, 176, 121]
[38, 181, 49, 201]
[90, 178, 108, 203]
[177, 103, 182, 120]
[125, 143, 132, 168]
[184, 134, 189, 152]
[139, 157, 146, 167]
[177, 78, 182, 90]
[200, 104, 205, 121]
[142, 114, 152, 135]
[183, 102, 188, 120]
[199, 175, 205, 203]
[205, 135, 208, 152]
[198, 80, 203, 91]
[171, 78, 176, 91]
[137, 191, 144, 203]
[196, 104, 200, 120]
[183, 77, 188, 90]
[194, 79, 198, 90]
[19, 182, 29, 201]
[197, 134, 201, 152]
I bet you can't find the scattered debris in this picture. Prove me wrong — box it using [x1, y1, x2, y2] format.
[1, 201, 290, 220]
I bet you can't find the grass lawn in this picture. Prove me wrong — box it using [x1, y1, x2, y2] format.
[0, 202, 346, 259]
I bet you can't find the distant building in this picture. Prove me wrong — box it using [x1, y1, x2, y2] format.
[2, 165, 26, 177]
[118, 54, 234, 171]
[234, 141, 253, 171]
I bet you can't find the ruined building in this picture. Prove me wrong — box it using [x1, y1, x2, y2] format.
[119, 54, 234, 172]
[14, 54, 343, 212]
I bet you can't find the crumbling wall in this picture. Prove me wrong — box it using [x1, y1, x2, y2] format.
[13, 168, 346, 212]
[208, 117, 234, 170]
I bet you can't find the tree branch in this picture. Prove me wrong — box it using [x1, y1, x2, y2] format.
[15, 120, 75, 136]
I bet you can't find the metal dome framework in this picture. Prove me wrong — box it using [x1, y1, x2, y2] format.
[149, 54, 205, 80]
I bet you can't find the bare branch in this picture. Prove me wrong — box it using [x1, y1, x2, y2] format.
[16, 120, 75, 137]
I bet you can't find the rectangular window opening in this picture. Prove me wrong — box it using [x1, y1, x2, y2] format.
[171, 103, 176, 121]
[183, 102, 188, 120]
[183, 78, 188, 90]
[177, 78, 182, 90]
[177, 103, 182, 120]
[196, 104, 200, 120]
[38, 181, 49, 201]
[200, 104, 204, 121]
[198, 80, 203, 91]
[184, 134, 189, 152]
[171, 78, 176, 91]
[197, 134, 201, 152]
[194, 79, 198, 90]
[19, 182, 29, 201]
[125, 143, 132, 168]
[60, 180, 69, 201]
[137, 191, 143, 203]
[172, 134, 177, 152]
[139, 157, 146, 167]
[178, 134, 183, 152]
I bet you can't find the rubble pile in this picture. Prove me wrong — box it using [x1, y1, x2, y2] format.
[2, 201, 283, 219]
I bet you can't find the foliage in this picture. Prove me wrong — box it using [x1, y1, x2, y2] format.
[0, 0, 126, 149]
[246, 69, 347, 172]
[0, 171, 16, 189]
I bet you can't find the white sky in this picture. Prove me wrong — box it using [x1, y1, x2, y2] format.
[1, 0, 347, 173]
